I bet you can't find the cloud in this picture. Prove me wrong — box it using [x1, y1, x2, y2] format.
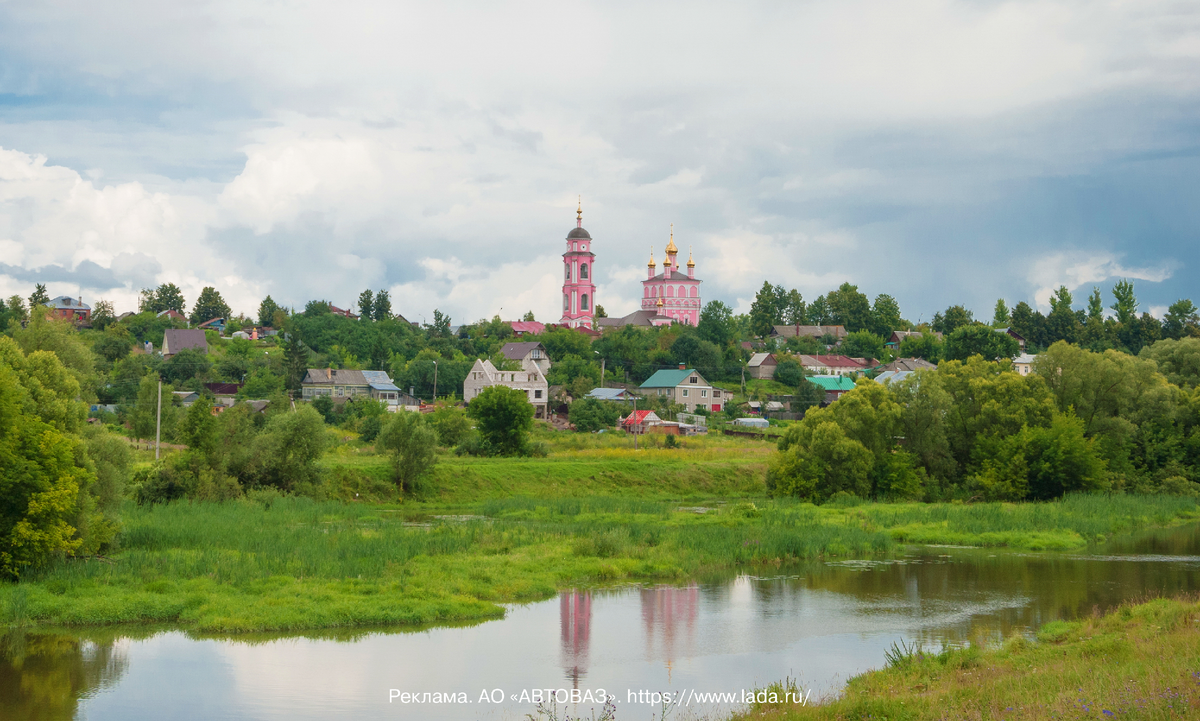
[0, 1, 1199, 323]
[1026, 251, 1175, 310]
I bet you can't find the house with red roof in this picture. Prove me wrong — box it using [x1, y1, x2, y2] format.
[799, 354, 873, 377]
[621, 409, 661, 434]
[509, 321, 545, 336]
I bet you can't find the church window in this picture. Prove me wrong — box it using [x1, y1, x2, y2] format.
[565, 265, 570, 280]
[581, 294, 589, 310]
[563, 294, 569, 311]
[581, 263, 589, 279]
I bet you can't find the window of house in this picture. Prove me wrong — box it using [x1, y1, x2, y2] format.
[532, 349, 540, 358]
[534, 389, 542, 399]
[689, 376, 698, 383]
[701, 390, 708, 397]
[580, 263, 589, 279]
[337, 387, 344, 396]
[713, 390, 721, 398]
[682, 389, 689, 397]
[581, 294, 589, 310]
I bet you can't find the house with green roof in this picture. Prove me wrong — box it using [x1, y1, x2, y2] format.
[806, 375, 857, 404]
[639, 365, 726, 413]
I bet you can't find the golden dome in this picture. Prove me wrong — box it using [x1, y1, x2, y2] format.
[665, 224, 678, 255]
[656, 296, 664, 307]
[647, 245, 656, 267]
[687, 245, 695, 268]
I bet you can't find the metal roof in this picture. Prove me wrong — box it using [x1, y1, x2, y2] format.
[639, 368, 703, 388]
[806, 376, 857, 391]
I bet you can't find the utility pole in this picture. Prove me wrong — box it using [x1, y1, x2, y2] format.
[432, 360, 438, 404]
[595, 350, 605, 388]
[632, 396, 638, 451]
[155, 377, 162, 460]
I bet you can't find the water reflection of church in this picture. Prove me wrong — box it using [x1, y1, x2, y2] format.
[559, 585, 700, 684]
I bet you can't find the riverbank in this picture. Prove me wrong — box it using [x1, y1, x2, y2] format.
[1, 494, 1197, 633]
[735, 594, 1200, 720]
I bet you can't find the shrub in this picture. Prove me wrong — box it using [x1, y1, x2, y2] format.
[375, 411, 438, 495]
[466, 385, 535, 456]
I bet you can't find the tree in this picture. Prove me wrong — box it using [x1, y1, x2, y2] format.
[357, 290, 375, 320]
[190, 286, 231, 325]
[1086, 288, 1104, 321]
[523, 310, 537, 321]
[840, 330, 885, 361]
[258, 295, 282, 327]
[466, 385, 535, 455]
[871, 294, 902, 337]
[246, 406, 328, 491]
[697, 300, 735, 347]
[428, 405, 472, 447]
[1111, 279, 1139, 325]
[1141, 338, 1200, 388]
[375, 411, 438, 495]
[749, 282, 784, 337]
[569, 397, 621, 432]
[92, 334, 132, 363]
[943, 324, 1019, 361]
[91, 300, 116, 330]
[0, 364, 89, 578]
[594, 306, 607, 318]
[931, 305, 974, 335]
[992, 299, 1010, 327]
[808, 295, 832, 325]
[132, 375, 174, 442]
[782, 289, 807, 325]
[827, 283, 872, 332]
[1163, 299, 1200, 339]
[148, 283, 186, 314]
[282, 332, 310, 393]
[162, 348, 211, 384]
[430, 309, 452, 338]
[237, 368, 284, 399]
[774, 357, 805, 387]
[793, 376, 825, 412]
[1009, 301, 1042, 348]
[373, 289, 392, 321]
[767, 421, 874, 501]
[1045, 286, 1079, 344]
[28, 283, 50, 308]
[898, 332, 942, 363]
[6, 296, 28, 324]
[176, 396, 218, 457]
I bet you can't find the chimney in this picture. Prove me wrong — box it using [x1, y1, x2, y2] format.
[327, 368, 331, 380]
[678, 363, 686, 370]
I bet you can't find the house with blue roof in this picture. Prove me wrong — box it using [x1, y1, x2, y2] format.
[585, 387, 639, 403]
[638, 365, 726, 413]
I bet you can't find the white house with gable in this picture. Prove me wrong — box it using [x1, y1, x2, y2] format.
[463, 357, 550, 418]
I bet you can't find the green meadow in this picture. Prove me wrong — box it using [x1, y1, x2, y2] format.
[1, 450, 1196, 633]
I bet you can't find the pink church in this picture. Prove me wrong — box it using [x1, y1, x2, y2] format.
[641, 226, 702, 326]
[559, 201, 596, 329]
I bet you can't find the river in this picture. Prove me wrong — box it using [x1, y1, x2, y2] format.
[4, 523, 1199, 720]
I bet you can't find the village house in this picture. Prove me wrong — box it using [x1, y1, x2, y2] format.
[197, 317, 226, 333]
[161, 329, 209, 358]
[798, 354, 872, 377]
[328, 304, 359, 319]
[463, 357, 550, 418]
[508, 321, 545, 336]
[878, 357, 937, 372]
[500, 341, 552, 374]
[885, 330, 942, 349]
[586, 387, 639, 403]
[770, 324, 849, 342]
[621, 409, 661, 434]
[301, 368, 405, 405]
[1012, 353, 1037, 376]
[638, 366, 726, 413]
[747, 353, 778, 380]
[806, 375, 857, 404]
[48, 296, 91, 323]
[997, 327, 1027, 350]
[156, 309, 187, 323]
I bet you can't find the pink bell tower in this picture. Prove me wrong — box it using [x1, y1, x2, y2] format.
[559, 197, 596, 329]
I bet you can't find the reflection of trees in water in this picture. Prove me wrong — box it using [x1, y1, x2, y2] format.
[0, 630, 129, 721]
[641, 585, 698, 668]
[561, 590, 591, 688]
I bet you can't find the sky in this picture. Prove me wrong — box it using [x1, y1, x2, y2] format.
[1, 0, 1198, 325]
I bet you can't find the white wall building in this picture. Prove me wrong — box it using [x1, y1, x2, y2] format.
[463, 357, 550, 418]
